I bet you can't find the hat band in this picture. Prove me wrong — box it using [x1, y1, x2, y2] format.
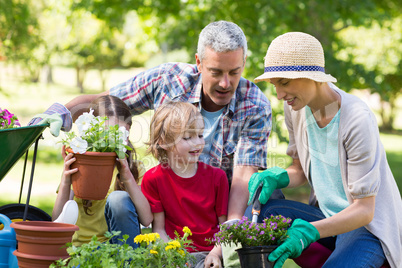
[264, 65, 325, 73]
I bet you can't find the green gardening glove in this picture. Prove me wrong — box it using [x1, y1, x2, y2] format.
[248, 167, 289, 205]
[35, 113, 63, 137]
[268, 219, 320, 268]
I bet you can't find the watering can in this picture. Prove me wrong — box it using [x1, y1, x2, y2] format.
[0, 214, 18, 268]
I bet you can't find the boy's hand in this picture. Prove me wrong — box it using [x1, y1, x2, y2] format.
[204, 251, 222, 268]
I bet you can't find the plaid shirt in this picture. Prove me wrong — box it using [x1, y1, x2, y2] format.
[110, 62, 272, 182]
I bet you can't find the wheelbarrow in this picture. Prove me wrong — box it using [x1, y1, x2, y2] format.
[0, 124, 52, 224]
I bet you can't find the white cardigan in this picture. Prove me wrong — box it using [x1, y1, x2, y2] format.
[284, 83, 402, 267]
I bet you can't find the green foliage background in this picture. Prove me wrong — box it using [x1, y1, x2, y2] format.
[1, 3, 401, 266]
[1, 0, 401, 131]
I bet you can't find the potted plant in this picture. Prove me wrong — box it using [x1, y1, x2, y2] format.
[61, 109, 131, 200]
[51, 227, 196, 268]
[211, 215, 292, 268]
[10, 221, 79, 268]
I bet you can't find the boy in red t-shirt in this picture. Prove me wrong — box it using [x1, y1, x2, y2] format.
[141, 101, 229, 268]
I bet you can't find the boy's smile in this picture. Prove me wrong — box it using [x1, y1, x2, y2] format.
[166, 118, 205, 177]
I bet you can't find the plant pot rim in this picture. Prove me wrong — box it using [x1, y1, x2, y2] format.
[10, 221, 79, 232]
[236, 245, 278, 254]
[66, 147, 117, 157]
[238, 245, 278, 249]
[13, 250, 67, 261]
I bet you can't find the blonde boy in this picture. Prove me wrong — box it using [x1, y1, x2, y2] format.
[142, 102, 229, 268]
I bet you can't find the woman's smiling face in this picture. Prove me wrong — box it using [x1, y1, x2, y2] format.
[270, 78, 318, 111]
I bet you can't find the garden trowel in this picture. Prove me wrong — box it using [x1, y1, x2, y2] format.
[251, 186, 262, 223]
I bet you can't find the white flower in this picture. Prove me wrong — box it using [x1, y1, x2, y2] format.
[75, 109, 96, 136]
[118, 126, 130, 144]
[70, 136, 88, 154]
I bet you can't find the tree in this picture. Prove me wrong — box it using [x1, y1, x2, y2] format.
[40, 0, 158, 93]
[70, 0, 401, 130]
[0, 0, 44, 82]
[336, 16, 402, 130]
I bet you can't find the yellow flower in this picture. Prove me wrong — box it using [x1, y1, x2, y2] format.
[178, 249, 185, 256]
[150, 249, 158, 254]
[169, 240, 181, 248]
[165, 245, 175, 251]
[183, 226, 192, 236]
[134, 234, 146, 244]
[147, 233, 160, 243]
[165, 240, 181, 251]
[134, 233, 161, 245]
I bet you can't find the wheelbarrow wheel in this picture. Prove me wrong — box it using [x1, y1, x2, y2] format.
[0, 203, 51, 222]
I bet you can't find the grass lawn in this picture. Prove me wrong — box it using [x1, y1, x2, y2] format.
[1, 65, 401, 268]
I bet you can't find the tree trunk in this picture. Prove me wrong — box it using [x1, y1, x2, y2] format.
[75, 66, 86, 94]
[98, 68, 110, 92]
[45, 65, 53, 84]
[379, 98, 396, 131]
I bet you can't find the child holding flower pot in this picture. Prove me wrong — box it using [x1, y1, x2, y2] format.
[140, 101, 229, 268]
[52, 95, 153, 247]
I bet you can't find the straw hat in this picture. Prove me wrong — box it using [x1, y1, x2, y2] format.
[254, 32, 336, 83]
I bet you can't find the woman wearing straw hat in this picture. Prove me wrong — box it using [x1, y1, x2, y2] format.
[246, 32, 401, 267]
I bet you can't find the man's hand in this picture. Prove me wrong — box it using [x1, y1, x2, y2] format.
[268, 219, 320, 268]
[248, 167, 289, 205]
[204, 251, 222, 268]
[35, 113, 63, 137]
[28, 102, 73, 136]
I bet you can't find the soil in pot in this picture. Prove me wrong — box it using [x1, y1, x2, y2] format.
[236, 246, 277, 268]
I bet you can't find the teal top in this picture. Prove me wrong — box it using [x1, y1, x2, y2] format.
[285, 83, 402, 267]
[306, 106, 348, 218]
[200, 107, 224, 158]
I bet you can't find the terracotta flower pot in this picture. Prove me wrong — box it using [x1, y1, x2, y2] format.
[13, 251, 65, 268]
[67, 148, 117, 200]
[10, 221, 79, 267]
[236, 246, 278, 268]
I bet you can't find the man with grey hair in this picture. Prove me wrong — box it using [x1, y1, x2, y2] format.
[36, 20, 276, 267]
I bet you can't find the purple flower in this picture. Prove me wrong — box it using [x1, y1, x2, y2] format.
[1, 109, 13, 125]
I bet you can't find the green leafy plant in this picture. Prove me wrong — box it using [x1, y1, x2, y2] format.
[51, 228, 195, 268]
[0, 107, 20, 129]
[61, 109, 131, 159]
[211, 215, 292, 247]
